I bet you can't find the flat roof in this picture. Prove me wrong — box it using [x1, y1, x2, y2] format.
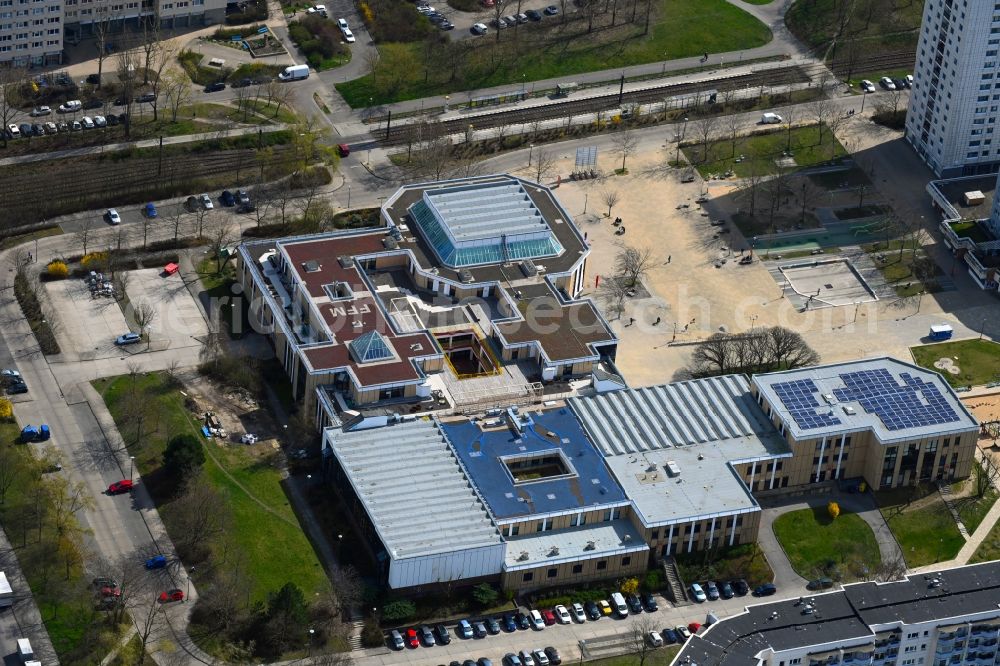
[753, 357, 978, 443]
[493, 282, 617, 363]
[929, 173, 998, 222]
[324, 419, 502, 560]
[503, 519, 648, 571]
[674, 561, 1000, 666]
[425, 181, 553, 241]
[442, 408, 628, 521]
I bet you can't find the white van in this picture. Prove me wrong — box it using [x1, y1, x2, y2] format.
[58, 99, 82, 113]
[760, 112, 783, 125]
[17, 638, 34, 664]
[610, 592, 629, 617]
[278, 64, 310, 81]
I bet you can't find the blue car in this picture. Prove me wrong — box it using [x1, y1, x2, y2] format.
[145, 554, 167, 569]
[20, 424, 50, 442]
[144, 202, 157, 218]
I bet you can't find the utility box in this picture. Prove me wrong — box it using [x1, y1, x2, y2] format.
[963, 190, 985, 206]
[930, 324, 954, 341]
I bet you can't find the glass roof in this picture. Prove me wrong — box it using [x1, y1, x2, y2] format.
[350, 330, 394, 363]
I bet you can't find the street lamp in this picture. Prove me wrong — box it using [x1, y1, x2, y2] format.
[347, 185, 351, 208]
[308, 628, 316, 656]
[129, 455, 135, 481]
[528, 143, 534, 167]
[186, 566, 195, 601]
[444, 95, 450, 112]
[674, 116, 689, 164]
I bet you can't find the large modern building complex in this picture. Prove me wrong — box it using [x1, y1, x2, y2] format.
[320, 355, 977, 593]
[906, 0, 1000, 177]
[675, 561, 1000, 666]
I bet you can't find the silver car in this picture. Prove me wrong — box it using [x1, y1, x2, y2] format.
[199, 193, 214, 210]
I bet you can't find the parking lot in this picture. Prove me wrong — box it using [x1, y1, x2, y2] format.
[124, 269, 208, 350]
[44, 278, 130, 358]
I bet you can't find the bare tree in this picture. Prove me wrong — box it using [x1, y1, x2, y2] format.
[193, 206, 210, 239]
[0, 67, 25, 149]
[626, 615, 661, 666]
[690, 115, 720, 164]
[782, 105, 798, 152]
[615, 245, 655, 287]
[92, 10, 118, 90]
[162, 69, 191, 122]
[596, 275, 630, 319]
[114, 270, 131, 303]
[602, 189, 620, 217]
[533, 148, 558, 184]
[725, 112, 746, 158]
[79, 216, 94, 256]
[689, 326, 819, 377]
[169, 207, 187, 243]
[612, 126, 640, 172]
[207, 218, 237, 272]
[116, 44, 141, 139]
[808, 94, 833, 145]
[171, 473, 232, 561]
[133, 301, 157, 338]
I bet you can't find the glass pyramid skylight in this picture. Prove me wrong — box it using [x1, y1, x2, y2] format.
[350, 330, 394, 363]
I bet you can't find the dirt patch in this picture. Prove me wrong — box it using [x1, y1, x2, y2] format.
[181, 372, 283, 452]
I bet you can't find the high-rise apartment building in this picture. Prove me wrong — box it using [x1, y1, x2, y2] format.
[0, 0, 64, 68]
[906, 0, 1000, 177]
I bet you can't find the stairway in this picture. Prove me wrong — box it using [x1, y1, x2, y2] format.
[348, 617, 366, 651]
[662, 557, 691, 607]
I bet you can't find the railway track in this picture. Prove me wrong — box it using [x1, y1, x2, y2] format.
[828, 50, 917, 77]
[375, 64, 813, 146]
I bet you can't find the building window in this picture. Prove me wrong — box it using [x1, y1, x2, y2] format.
[547, 568, 557, 578]
[621, 556, 631, 566]
[572, 564, 583, 574]
[596, 560, 607, 570]
[510, 525, 519, 536]
[522, 572, 533, 582]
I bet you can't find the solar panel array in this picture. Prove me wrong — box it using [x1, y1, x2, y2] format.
[833, 369, 959, 431]
[772, 379, 843, 430]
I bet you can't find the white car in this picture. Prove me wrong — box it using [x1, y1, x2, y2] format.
[570, 603, 586, 623]
[416, 4, 434, 12]
[860, 79, 875, 93]
[690, 582, 707, 602]
[529, 609, 545, 630]
[471, 22, 488, 34]
[905, 73, 914, 87]
[199, 193, 214, 210]
[337, 17, 348, 29]
[648, 631, 664, 647]
[94, 115, 107, 127]
[81, 116, 95, 129]
[106, 208, 121, 225]
[30, 105, 51, 116]
[554, 605, 571, 624]
[880, 76, 896, 90]
[7, 123, 20, 138]
[341, 26, 355, 42]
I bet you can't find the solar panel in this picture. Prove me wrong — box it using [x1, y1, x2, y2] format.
[771, 379, 842, 430]
[832, 369, 959, 431]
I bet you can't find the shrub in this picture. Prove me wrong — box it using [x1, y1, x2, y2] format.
[81, 252, 109, 271]
[0, 398, 13, 422]
[381, 600, 416, 622]
[363, 0, 433, 42]
[288, 16, 349, 67]
[361, 617, 384, 647]
[289, 165, 332, 189]
[472, 583, 499, 607]
[212, 24, 265, 40]
[619, 577, 639, 595]
[46, 260, 69, 279]
[163, 433, 206, 475]
[643, 569, 664, 591]
[828, 501, 840, 519]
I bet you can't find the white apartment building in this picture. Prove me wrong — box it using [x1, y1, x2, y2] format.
[0, 0, 63, 68]
[906, 0, 1000, 178]
[63, 0, 225, 37]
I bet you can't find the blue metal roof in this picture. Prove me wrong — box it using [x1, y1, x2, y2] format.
[442, 408, 628, 521]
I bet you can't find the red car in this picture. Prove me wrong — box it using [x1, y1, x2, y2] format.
[159, 588, 185, 603]
[404, 628, 419, 648]
[107, 479, 134, 494]
[688, 622, 702, 634]
[336, 143, 350, 157]
[542, 609, 557, 625]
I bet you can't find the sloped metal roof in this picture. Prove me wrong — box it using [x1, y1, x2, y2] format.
[325, 419, 502, 560]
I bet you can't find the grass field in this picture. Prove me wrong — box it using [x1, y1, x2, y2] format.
[953, 463, 1000, 534]
[589, 646, 682, 666]
[785, 0, 923, 56]
[971, 515, 1000, 564]
[92, 373, 329, 603]
[687, 123, 848, 178]
[911, 339, 1000, 388]
[772, 507, 880, 579]
[877, 486, 964, 568]
[336, 0, 770, 106]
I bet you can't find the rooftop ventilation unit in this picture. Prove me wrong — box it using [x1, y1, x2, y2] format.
[665, 461, 681, 477]
[338, 255, 354, 268]
[843, 405, 857, 415]
[520, 260, 538, 277]
[459, 269, 474, 283]
[518, 551, 529, 561]
[622, 534, 631, 542]
[389, 226, 403, 241]
[382, 237, 398, 250]
[585, 540, 596, 551]
[549, 546, 560, 556]
[303, 260, 321, 273]
[822, 394, 835, 404]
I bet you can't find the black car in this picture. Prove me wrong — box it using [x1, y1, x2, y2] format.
[236, 77, 253, 87]
[504, 655, 523, 666]
[19, 123, 32, 137]
[464, 661, 477, 666]
[584, 600, 601, 620]
[435, 624, 451, 644]
[892, 77, 907, 90]
[625, 594, 643, 614]
[472, 621, 487, 638]
[236, 189, 254, 212]
[543, 4, 558, 13]
[7, 381, 28, 394]
[205, 81, 226, 93]
[525, 8, 541, 19]
[514, 611, 530, 629]
[136, 92, 156, 103]
[114, 97, 126, 106]
[220, 189, 236, 207]
[485, 617, 501, 635]
[640, 592, 658, 612]
[418, 625, 435, 646]
[106, 114, 119, 126]
[754, 583, 777, 597]
[544, 647, 561, 665]
[478, 659, 493, 666]
[86, 73, 102, 85]
[438, 19, 454, 29]
[502, 613, 517, 632]
[720, 581, 735, 599]
[807, 577, 834, 591]
[731, 579, 750, 596]
[83, 98, 103, 110]
[31, 123, 45, 136]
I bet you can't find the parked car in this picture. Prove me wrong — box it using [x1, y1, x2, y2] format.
[236, 189, 253, 211]
[86, 73, 102, 85]
[525, 8, 542, 19]
[860, 79, 875, 93]
[478, 659, 493, 666]
[640, 592, 658, 612]
[199, 193, 214, 209]
[807, 577, 834, 590]
[554, 605, 571, 624]
[106, 208, 122, 225]
[220, 190, 236, 207]
[107, 479, 134, 494]
[404, 628, 418, 648]
[675, 625, 691, 641]
[584, 600, 601, 620]
[486, 617, 500, 634]
[457, 619, 473, 639]
[905, 74, 914, 87]
[93, 577, 120, 597]
[20, 424, 49, 442]
[625, 594, 643, 614]
[19, 123, 32, 136]
[30, 106, 51, 116]
[472, 621, 487, 638]
[70, 120, 82, 131]
[341, 26, 355, 42]
[544, 647, 561, 665]
[437, 19, 454, 29]
[532, 648, 549, 666]
[529, 609, 545, 630]
[516, 12, 528, 22]
[84, 98, 104, 109]
[94, 115, 107, 127]
[30, 123, 44, 136]
[598, 600, 613, 616]
[502, 613, 517, 632]
[136, 92, 156, 103]
[471, 22, 488, 34]
[892, 77, 907, 90]
[648, 631, 664, 647]
[543, 4, 558, 13]
[389, 629, 404, 650]
[145, 554, 167, 569]
[514, 611, 530, 629]
[570, 603, 586, 622]
[144, 202, 158, 218]
[115, 332, 141, 346]
[159, 588, 184, 602]
[730, 578, 749, 596]
[541, 608, 556, 625]
[336, 143, 350, 157]
[57, 121, 69, 132]
[504, 654, 522, 666]
[720, 581, 735, 599]
[690, 582, 707, 602]
[418, 625, 435, 646]
[754, 583, 777, 597]
[58, 99, 82, 113]
[663, 628, 679, 644]
[7, 381, 28, 395]
[519, 651, 535, 666]
[204, 81, 226, 93]
[435, 624, 451, 644]
[688, 622, 702, 634]
[6, 123, 20, 138]
[879, 76, 896, 90]
[705, 581, 720, 600]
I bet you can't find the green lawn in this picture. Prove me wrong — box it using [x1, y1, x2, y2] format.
[954, 463, 999, 533]
[786, 0, 923, 55]
[910, 339, 1000, 388]
[588, 646, 682, 666]
[772, 507, 880, 580]
[877, 488, 964, 568]
[971, 516, 1000, 564]
[336, 0, 770, 106]
[687, 124, 847, 178]
[950, 220, 992, 244]
[92, 373, 329, 603]
[0, 225, 63, 251]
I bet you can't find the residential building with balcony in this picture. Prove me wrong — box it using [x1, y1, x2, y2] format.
[927, 174, 1000, 292]
[0, 0, 63, 68]
[674, 561, 1000, 666]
